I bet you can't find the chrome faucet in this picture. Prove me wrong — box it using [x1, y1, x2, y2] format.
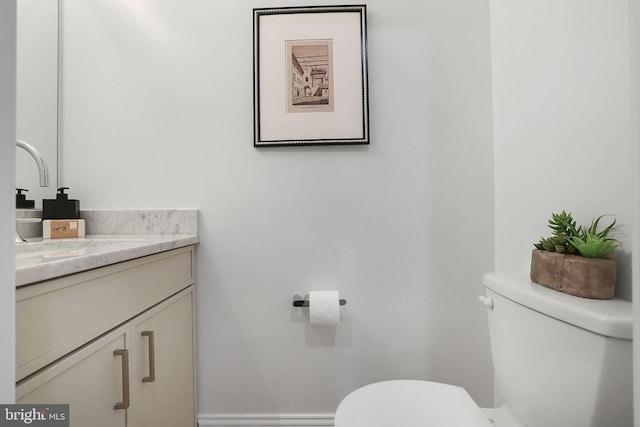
[16, 139, 50, 187]
[15, 140, 50, 242]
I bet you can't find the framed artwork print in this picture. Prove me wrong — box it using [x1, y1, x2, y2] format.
[253, 5, 370, 147]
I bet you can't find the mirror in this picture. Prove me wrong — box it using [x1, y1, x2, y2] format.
[16, 0, 58, 209]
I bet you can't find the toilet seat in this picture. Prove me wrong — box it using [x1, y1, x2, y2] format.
[335, 380, 495, 427]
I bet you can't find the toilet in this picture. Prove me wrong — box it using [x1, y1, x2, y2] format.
[335, 272, 633, 427]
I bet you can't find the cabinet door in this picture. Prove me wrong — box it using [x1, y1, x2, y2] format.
[130, 287, 196, 427]
[16, 325, 131, 427]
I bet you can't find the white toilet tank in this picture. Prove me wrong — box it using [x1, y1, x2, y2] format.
[483, 273, 633, 427]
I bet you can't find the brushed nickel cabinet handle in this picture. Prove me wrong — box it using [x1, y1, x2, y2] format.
[141, 331, 156, 383]
[113, 349, 130, 410]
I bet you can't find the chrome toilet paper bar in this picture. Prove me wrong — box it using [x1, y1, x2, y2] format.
[292, 299, 347, 307]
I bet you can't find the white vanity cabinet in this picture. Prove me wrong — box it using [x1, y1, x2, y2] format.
[15, 246, 196, 427]
[129, 288, 196, 427]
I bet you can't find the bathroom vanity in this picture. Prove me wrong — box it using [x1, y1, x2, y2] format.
[14, 210, 199, 427]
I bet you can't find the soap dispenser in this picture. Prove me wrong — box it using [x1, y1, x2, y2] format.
[42, 187, 80, 220]
[16, 188, 35, 209]
[42, 187, 84, 239]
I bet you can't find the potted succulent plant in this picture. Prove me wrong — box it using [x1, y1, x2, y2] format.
[530, 211, 620, 299]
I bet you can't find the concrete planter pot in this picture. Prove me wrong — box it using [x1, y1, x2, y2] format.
[530, 249, 616, 299]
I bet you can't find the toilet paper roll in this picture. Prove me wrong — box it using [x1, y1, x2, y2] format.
[309, 290, 341, 326]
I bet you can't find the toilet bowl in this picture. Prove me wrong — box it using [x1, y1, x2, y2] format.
[335, 380, 495, 426]
[335, 380, 534, 426]
[334, 272, 633, 427]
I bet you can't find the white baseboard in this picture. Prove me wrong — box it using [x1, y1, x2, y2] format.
[198, 414, 335, 427]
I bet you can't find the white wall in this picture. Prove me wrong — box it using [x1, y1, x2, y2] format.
[631, 0, 640, 424]
[59, 0, 495, 419]
[0, 0, 17, 403]
[490, 0, 635, 300]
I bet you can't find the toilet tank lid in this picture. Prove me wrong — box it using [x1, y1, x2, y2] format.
[483, 272, 632, 340]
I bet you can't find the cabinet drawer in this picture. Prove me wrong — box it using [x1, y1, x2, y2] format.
[16, 246, 194, 381]
[16, 324, 130, 427]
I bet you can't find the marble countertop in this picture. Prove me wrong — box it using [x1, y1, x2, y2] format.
[15, 209, 199, 287]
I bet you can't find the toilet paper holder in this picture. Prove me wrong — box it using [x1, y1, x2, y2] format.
[292, 298, 347, 307]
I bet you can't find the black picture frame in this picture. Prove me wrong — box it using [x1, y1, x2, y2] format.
[253, 5, 370, 147]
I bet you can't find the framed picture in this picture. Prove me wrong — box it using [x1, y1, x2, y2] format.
[253, 5, 369, 147]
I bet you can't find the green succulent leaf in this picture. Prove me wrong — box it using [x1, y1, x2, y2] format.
[568, 234, 620, 258]
[548, 211, 580, 238]
[588, 215, 617, 239]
